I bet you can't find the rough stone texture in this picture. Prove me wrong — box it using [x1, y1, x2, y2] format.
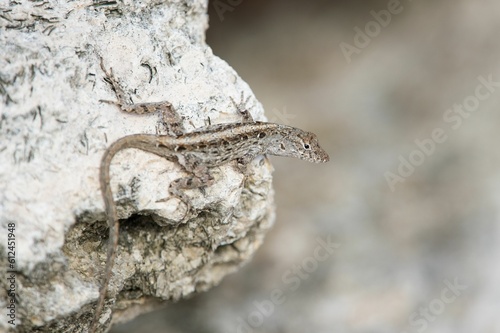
[0, 1, 275, 332]
[123, 1, 500, 333]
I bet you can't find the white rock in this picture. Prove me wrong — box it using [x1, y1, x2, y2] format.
[0, 1, 275, 331]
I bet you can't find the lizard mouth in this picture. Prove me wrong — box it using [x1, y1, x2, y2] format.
[313, 150, 330, 163]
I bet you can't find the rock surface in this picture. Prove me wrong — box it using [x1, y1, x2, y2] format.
[0, 1, 275, 332]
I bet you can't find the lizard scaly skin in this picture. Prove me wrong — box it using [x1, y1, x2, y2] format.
[90, 58, 329, 332]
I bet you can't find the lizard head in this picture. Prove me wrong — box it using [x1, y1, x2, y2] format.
[267, 127, 330, 163]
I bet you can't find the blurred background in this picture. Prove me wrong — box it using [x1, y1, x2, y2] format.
[113, 1, 500, 332]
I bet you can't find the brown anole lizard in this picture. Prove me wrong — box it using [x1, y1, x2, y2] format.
[90, 58, 329, 332]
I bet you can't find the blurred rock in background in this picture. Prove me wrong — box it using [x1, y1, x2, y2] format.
[112, 0, 500, 332]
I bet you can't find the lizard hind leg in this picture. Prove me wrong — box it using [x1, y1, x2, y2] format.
[156, 160, 215, 222]
[156, 172, 215, 223]
[99, 56, 185, 137]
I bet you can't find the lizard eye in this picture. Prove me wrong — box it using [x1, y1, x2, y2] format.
[303, 143, 311, 150]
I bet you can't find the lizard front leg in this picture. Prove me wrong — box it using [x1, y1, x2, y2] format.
[231, 91, 255, 123]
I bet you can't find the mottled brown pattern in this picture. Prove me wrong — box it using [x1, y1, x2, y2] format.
[90, 59, 329, 333]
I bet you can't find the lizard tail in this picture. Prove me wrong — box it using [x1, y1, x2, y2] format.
[90, 134, 161, 333]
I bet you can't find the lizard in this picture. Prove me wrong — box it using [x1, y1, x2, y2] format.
[89, 58, 329, 333]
